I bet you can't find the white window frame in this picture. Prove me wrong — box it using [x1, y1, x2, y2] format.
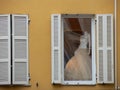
[51, 14, 96, 85]
[61, 14, 96, 85]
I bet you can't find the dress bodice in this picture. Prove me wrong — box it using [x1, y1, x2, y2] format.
[78, 31, 89, 49]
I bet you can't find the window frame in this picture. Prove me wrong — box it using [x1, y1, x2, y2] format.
[61, 14, 96, 85]
[51, 14, 96, 85]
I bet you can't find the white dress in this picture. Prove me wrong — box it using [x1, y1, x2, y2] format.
[64, 31, 92, 80]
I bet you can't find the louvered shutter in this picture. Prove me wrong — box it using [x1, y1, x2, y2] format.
[51, 14, 62, 84]
[0, 15, 11, 85]
[12, 15, 29, 85]
[96, 14, 114, 84]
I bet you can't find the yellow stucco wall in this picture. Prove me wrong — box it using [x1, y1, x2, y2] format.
[117, 0, 120, 87]
[0, 0, 116, 90]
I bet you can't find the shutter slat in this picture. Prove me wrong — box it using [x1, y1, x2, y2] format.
[98, 50, 104, 82]
[0, 16, 9, 36]
[106, 15, 114, 83]
[0, 62, 9, 82]
[97, 14, 114, 84]
[12, 15, 29, 85]
[51, 14, 62, 84]
[107, 16, 112, 47]
[98, 16, 103, 48]
[14, 16, 27, 36]
[97, 15, 104, 83]
[0, 40, 8, 59]
[14, 39, 27, 59]
[0, 15, 11, 85]
[14, 62, 27, 82]
[107, 50, 112, 82]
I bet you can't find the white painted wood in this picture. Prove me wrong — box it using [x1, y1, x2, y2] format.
[63, 15, 96, 85]
[114, 0, 117, 89]
[12, 14, 29, 85]
[51, 14, 62, 84]
[0, 15, 11, 85]
[96, 14, 114, 84]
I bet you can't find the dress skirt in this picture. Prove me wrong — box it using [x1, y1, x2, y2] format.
[64, 48, 92, 80]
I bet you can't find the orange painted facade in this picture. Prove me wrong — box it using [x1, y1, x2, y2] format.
[0, 0, 119, 90]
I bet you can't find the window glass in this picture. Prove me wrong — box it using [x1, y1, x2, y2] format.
[64, 18, 92, 81]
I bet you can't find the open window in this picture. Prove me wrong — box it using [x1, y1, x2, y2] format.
[51, 14, 114, 85]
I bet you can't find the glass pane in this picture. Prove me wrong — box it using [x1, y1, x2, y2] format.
[64, 18, 92, 81]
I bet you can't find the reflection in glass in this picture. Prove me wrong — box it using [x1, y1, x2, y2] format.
[64, 18, 92, 81]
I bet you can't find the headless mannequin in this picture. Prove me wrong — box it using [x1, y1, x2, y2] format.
[64, 31, 92, 80]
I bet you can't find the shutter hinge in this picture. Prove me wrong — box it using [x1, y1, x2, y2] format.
[28, 73, 31, 81]
[95, 20, 97, 24]
[28, 19, 30, 24]
[96, 74, 97, 81]
[102, 82, 105, 85]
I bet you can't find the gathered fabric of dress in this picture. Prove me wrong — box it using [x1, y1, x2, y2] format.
[64, 31, 92, 80]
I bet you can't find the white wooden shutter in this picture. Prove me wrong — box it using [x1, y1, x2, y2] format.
[96, 14, 114, 84]
[12, 15, 29, 85]
[51, 14, 62, 84]
[0, 15, 11, 85]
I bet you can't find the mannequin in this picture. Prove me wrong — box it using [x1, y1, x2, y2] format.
[64, 30, 92, 80]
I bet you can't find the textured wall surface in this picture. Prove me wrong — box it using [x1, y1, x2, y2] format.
[0, 0, 115, 90]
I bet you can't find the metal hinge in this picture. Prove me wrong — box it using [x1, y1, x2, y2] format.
[28, 19, 30, 24]
[96, 73, 97, 81]
[95, 20, 97, 24]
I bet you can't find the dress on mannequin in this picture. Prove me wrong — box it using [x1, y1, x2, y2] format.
[64, 31, 92, 80]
